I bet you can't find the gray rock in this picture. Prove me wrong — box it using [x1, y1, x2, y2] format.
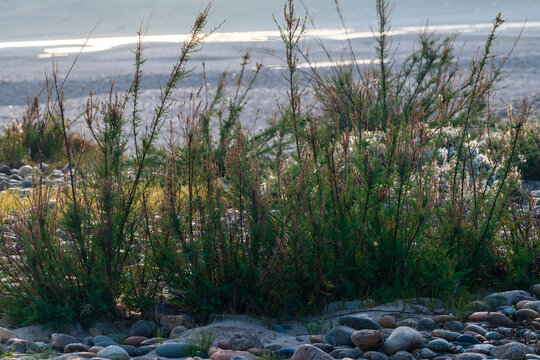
[464, 344, 494, 355]
[156, 343, 189, 358]
[523, 301, 540, 312]
[483, 290, 532, 308]
[93, 335, 119, 347]
[515, 308, 539, 321]
[426, 339, 452, 353]
[0, 180, 9, 190]
[7, 340, 27, 353]
[329, 346, 362, 359]
[530, 284, 540, 297]
[485, 331, 503, 341]
[12, 325, 51, 342]
[18, 165, 34, 178]
[51, 333, 78, 350]
[362, 351, 388, 360]
[443, 321, 465, 332]
[38, 163, 52, 175]
[339, 315, 380, 330]
[440, 331, 460, 342]
[119, 344, 140, 356]
[392, 350, 415, 360]
[490, 342, 534, 360]
[96, 345, 130, 360]
[228, 329, 263, 351]
[0, 165, 10, 175]
[382, 327, 423, 355]
[416, 318, 439, 331]
[128, 320, 156, 338]
[170, 325, 187, 338]
[290, 344, 334, 360]
[457, 335, 480, 346]
[455, 353, 487, 360]
[420, 349, 438, 359]
[325, 326, 355, 346]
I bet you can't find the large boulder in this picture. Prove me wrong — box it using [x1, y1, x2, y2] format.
[12, 326, 51, 342]
[382, 327, 423, 355]
[0, 328, 16, 342]
[228, 329, 263, 351]
[290, 344, 334, 360]
[530, 284, 540, 297]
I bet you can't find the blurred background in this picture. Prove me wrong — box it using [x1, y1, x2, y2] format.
[1, 0, 539, 130]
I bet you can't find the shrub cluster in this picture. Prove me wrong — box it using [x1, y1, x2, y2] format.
[0, 0, 538, 325]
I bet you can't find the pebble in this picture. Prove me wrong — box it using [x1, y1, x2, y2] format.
[426, 338, 452, 353]
[393, 350, 415, 360]
[362, 351, 388, 360]
[416, 318, 439, 331]
[378, 316, 396, 329]
[310, 335, 323, 344]
[444, 321, 465, 332]
[457, 334, 481, 346]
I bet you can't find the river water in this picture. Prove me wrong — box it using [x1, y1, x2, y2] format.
[1, 0, 539, 129]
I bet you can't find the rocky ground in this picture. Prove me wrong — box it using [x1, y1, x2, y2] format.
[0, 164, 65, 193]
[0, 287, 539, 360]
